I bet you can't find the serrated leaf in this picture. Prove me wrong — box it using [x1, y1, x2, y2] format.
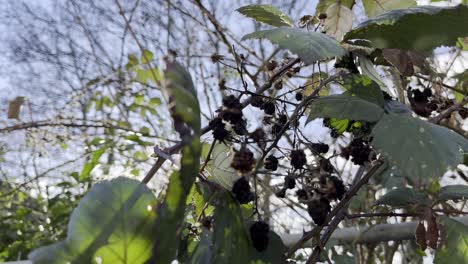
[435, 217, 468, 264]
[308, 94, 384, 122]
[362, 0, 417, 18]
[371, 114, 468, 181]
[29, 177, 158, 264]
[342, 74, 385, 107]
[376, 187, 428, 208]
[314, 0, 355, 16]
[438, 185, 468, 201]
[322, 3, 354, 41]
[212, 193, 250, 264]
[242, 28, 346, 65]
[237, 5, 293, 27]
[345, 5, 468, 52]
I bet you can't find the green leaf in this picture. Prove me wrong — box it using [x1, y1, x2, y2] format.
[438, 185, 468, 201]
[355, 54, 389, 93]
[148, 97, 161, 108]
[308, 94, 384, 122]
[315, 0, 355, 16]
[212, 193, 250, 264]
[322, 3, 354, 40]
[80, 147, 106, 181]
[345, 5, 468, 52]
[188, 230, 212, 264]
[151, 61, 201, 263]
[328, 118, 352, 135]
[125, 54, 139, 70]
[248, 230, 287, 264]
[342, 74, 385, 107]
[242, 28, 346, 65]
[237, 5, 293, 27]
[29, 177, 158, 264]
[206, 144, 239, 189]
[140, 49, 154, 64]
[435, 217, 468, 264]
[375, 187, 428, 208]
[362, 0, 417, 18]
[371, 114, 468, 181]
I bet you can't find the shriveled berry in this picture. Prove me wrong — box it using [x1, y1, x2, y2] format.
[342, 138, 372, 165]
[284, 175, 296, 189]
[222, 95, 242, 109]
[329, 176, 346, 200]
[272, 123, 284, 135]
[232, 177, 254, 204]
[231, 147, 255, 173]
[277, 114, 288, 124]
[263, 102, 275, 115]
[318, 13, 327, 19]
[423, 88, 432, 98]
[250, 221, 270, 252]
[233, 121, 247, 136]
[213, 126, 230, 141]
[311, 143, 329, 154]
[264, 155, 278, 171]
[275, 188, 286, 198]
[295, 92, 303, 101]
[319, 158, 334, 173]
[219, 108, 243, 124]
[290, 149, 307, 170]
[250, 128, 265, 143]
[274, 81, 283, 90]
[307, 198, 331, 226]
[266, 60, 278, 71]
[251, 96, 265, 108]
[296, 189, 308, 202]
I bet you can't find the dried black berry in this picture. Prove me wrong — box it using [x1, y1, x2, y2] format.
[284, 175, 296, 189]
[274, 81, 283, 90]
[231, 147, 255, 173]
[263, 102, 275, 115]
[251, 96, 265, 108]
[290, 149, 307, 170]
[223, 95, 242, 109]
[272, 123, 284, 135]
[319, 158, 334, 173]
[264, 155, 278, 171]
[296, 189, 308, 202]
[311, 143, 329, 154]
[275, 188, 286, 198]
[219, 108, 243, 124]
[250, 128, 266, 143]
[277, 114, 288, 124]
[318, 13, 327, 19]
[249, 221, 270, 252]
[295, 92, 303, 101]
[307, 198, 331, 226]
[459, 108, 468, 119]
[233, 121, 247, 136]
[266, 60, 278, 71]
[423, 88, 432, 98]
[213, 126, 230, 141]
[382, 91, 393, 101]
[232, 177, 254, 204]
[329, 176, 346, 200]
[342, 138, 372, 165]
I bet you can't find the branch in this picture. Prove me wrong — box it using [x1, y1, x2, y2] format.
[280, 216, 468, 247]
[429, 96, 468, 124]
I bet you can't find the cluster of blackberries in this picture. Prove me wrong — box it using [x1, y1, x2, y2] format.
[341, 138, 374, 165]
[310, 142, 329, 154]
[290, 149, 307, 170]
[249, 221, 270, 252]
[231, 177, 254, 204]
[209, 117, 230, 142]
[214, 95, 247, 138]
[409, 88, 437, 117]
[250, 95, 276, 115]
[264, 155, 278, 171]
[296, 174, 347, 225]
[231, 147, 255, 173]
[272, 114, 288, 135]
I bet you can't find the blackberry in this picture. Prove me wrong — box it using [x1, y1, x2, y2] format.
[264, 155, 278, 171]
[277, 114, 288, 124]
[311, 143, 329, 154]
[275, 188, 286, 198]
[209, 117, 223, 128]
[250, 128, 265, 143]
[251, 96, 264, 109]
[274, 81, 283, 90]
[284, 175, 296, 189]
[233, 121, 247, 136]
[213, 126, 230, 141]
[459, 108, 468, 119]
[307, 198, 331, 226]
[423, 88, 432, 98]
[412, 89, 429, 103]
[249, 221, 270, 252]
[263, 101, 275, 115]
[296, 189, 308, 202]
[344, 138, 372, 165]
[295, 92, 303, 101]
[231, 177, 254, 204]
[329, 176, 346, 200]
[290, 149, 307, 170]
[231, 147, 255, 173]
[219, 108, 243, 124]
[318, 13, 327, 19]
[266, 60, 278, 71]
[223, 95, 242, 109]
[272, 123, 284, 135]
